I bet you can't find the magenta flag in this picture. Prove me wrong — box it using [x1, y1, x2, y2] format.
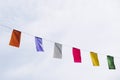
[72, 47, 82, 63]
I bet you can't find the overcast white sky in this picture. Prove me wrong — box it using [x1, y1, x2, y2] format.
[0, 0, 120, 80]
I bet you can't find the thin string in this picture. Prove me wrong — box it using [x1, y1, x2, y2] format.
[0, 24, 120, 58]
[0, 24, 12, 30]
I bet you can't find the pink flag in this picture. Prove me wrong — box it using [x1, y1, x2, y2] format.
[72, 47, 81, 63]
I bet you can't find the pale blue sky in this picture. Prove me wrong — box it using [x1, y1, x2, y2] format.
[0, 0, 120, 80]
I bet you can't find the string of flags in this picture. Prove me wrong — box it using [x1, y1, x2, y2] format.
[0, 26, 117, 70]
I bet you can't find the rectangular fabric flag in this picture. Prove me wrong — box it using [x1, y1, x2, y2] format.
[35, 37, 44, 52]
[53, 43, 62, 59]
[72, 47, 81, 63]
[107, 55, 116, 69]
[90, 52, 100, 66]
[9, 29, 21, 47]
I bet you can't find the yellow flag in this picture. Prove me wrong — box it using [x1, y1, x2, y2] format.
[90, 52, 100, 66]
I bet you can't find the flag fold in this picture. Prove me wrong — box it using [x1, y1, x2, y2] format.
[90, 52, 100, 66]
[35, 37, 44, 52]
[9, 29, 21, 47]
[53, 43, 62, 59]
[107, 55, 116, 69]
[72, 47, 81, 63]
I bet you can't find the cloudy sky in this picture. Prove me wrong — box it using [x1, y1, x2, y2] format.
[0, 0, 120, 80]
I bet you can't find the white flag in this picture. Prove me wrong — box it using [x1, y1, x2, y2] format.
[53, 43, 62, 59]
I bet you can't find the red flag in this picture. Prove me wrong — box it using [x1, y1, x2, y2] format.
[9, 29, 21, 47]
[72, 47, 81, 63]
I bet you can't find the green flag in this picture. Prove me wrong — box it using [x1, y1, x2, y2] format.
[107, 55, 116, 69]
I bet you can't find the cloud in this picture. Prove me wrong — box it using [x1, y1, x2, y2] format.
[0, 0, 39, 26]
[0, 0, 120, 80]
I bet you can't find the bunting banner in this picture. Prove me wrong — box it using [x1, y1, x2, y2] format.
[35, 37, 44, 52]
[72, 47, 81, 63]
[1, 25, 120, 70]
[53, 43, 62, 59]
[9, 29, 21, 47]
[107, 55, 116, 69]
[90, 52, 100, 66]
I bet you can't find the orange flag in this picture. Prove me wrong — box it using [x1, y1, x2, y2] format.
[9, 29, 21, 47]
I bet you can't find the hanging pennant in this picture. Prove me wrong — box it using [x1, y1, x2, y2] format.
[9, 29, 21, 47]
[90, 52, 100, 66]
[53, 43, 62, 59]
[72, 47, 81, 63]
[107, 55, 116, 69]
[35, 37, 44, 52]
